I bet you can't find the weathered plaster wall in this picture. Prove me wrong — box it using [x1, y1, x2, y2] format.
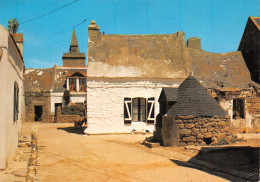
[215, 89, 260, 132]
[85, 78, 181, 134]
[0, 26, 24, 169]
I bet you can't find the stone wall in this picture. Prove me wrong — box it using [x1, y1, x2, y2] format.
[56, 106, 83, 123]
[162, 115, 231, 146]
[25, 92, 51, 123]
[246, 96, 260, 131]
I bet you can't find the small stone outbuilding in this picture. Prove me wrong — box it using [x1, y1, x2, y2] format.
[161, 76, 231, 146]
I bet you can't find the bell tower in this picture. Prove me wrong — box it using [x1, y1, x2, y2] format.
[62, 29, 85, 67]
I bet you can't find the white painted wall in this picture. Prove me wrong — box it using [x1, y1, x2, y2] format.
[85, 79, 179, 134]
[50, 92, 86, 114]
[0, 26, 24, 169]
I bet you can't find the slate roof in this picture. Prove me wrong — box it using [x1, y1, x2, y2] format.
[167, 76, 228, 116]
[251, 17, 260, 30]
[158, 87, 178, 102]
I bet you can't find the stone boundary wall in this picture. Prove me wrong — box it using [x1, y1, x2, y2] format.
[162, 115, 231, 146]
[56, 106, 83, 123]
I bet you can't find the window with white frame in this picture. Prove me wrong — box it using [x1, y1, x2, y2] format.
[67, 77, 86, 92]
[69, 78, 76, 91]
[124, 97, 155, 124]
[79, 78, 86, 92]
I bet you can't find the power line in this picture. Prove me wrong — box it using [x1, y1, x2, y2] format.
[20, 0, 79, 25]
[74, 18, 87, 28]
[52, 18, 87, 35]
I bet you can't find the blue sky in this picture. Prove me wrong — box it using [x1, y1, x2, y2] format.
[0, 0, 259, 68]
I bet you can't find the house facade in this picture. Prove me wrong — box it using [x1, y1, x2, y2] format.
[86, 20, 260, 134]
[0, 25, 25, 169]
[24, 30, 87, 123]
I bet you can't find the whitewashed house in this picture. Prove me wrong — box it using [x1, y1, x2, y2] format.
[85, 21, 260, 134]
[0, 25, 25, 169]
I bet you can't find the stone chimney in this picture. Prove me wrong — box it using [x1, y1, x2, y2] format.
[187, 37, 201, 50]
[88, 21, 100, 40]
[12, 33, 24, 56]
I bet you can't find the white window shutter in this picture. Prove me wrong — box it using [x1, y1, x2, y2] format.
[124, 98, 132, 124]
[147, 97, 155, 124]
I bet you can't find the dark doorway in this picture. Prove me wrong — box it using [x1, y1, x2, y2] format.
[34, 106, 43, 121]
[233, 99, 245, 119]
[54, 103, 62, 123]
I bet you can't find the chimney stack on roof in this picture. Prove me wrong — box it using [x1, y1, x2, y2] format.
[187, 37, 201, 50]
[88, 21, 100, 40]
[12, 33, 24, 56]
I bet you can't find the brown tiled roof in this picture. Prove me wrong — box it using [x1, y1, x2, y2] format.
[52, 68, 87, 92]
[24, 67, 87, 93]
[189, 48, 252, 88]
[24, 68, 54, 92]
[66, 71, 87, 77]
[12, 33, 24, 43]
[88, 30, 190, 79]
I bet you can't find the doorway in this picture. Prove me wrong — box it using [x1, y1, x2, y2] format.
[34, 106, 43, 121]
[54, 103, 62, 123]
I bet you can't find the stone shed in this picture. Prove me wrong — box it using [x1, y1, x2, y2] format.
[161, 76, 231, 146]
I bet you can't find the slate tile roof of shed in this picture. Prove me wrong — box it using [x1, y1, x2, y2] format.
[159, 87, 178, 102]
[167, 76, 228, 116]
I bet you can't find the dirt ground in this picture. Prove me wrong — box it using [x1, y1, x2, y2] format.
[1, 123, 259, 182]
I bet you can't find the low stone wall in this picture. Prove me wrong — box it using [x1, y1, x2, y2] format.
[56, 106, 83, 123]
[162, 115, 231, 146]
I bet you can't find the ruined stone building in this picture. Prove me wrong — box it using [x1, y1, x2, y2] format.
[24, 30, 87, 123]
[86, 20, 260, 134]
[0, 25, 25, 169]
[238, 16, 260, 84]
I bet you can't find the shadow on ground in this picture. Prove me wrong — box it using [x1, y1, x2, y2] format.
[57, 126, 85, 135]
[171, 146, 259, 182]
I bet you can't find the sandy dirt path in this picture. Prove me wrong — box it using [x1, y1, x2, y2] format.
[21, 123, 232, 182]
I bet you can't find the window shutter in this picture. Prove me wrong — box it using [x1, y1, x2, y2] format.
[13, 82, 17, 122]
[147, 97, 155, 124]
[16, 84, 19, 120]
[124, 98, 132, 124]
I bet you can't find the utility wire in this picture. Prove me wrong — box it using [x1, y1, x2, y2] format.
[74, 18, 87, 28]
[52, 18, 87, 35]
[20, 0, 79, 25]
